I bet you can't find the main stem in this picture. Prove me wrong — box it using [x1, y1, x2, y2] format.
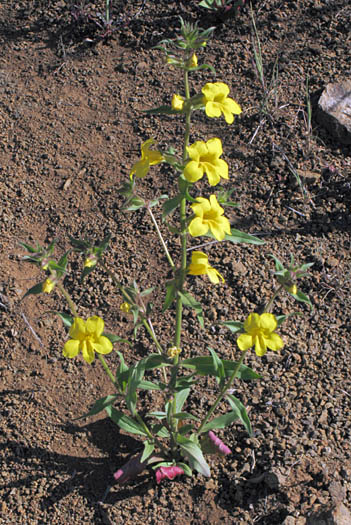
[174, 70, 191, 349]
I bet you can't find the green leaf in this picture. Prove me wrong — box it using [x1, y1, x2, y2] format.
[163, 279, 177, 311]
[177, 436, 211, 477]
[19, 241, 39, 254]
[140, 441, 155, 463]
[200, 411, 240, 434]
[292, 289, 313, 310]
[226, 394, 252, 436]
[174, 412, 200, 421]
[50, 311, 73, 328]
[268, 253, 285, 271]
[225, 228, 265, 245]
[148, 411, 166, 420]
[181, 357, 261, 380]
[103, 333, 130, 345]
[22, 282, 46, 299]
[178, 462, 192, 477]
[178, 290, 204, 329]
[75, 394, 119, 420]
[220, 320, 244, 333]
[162, 194, 183, 219]
[105, 406, 148, 436]
[175, 388, 190, 413]
[138, 380, 162, 391]
[115, 351, 129, 392]
[208, 347, 225, 384]
[153, 424, 170, 438]
[178, 423, 195, 435]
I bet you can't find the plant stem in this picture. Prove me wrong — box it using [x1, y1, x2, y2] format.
[196, 350, 248, 436]
[264, 284, 283, 312]
[57, 282, 79, 317]
[97, 354, 116, 386]
[174, 69, 191, 349]
[147, 206, 175, 269]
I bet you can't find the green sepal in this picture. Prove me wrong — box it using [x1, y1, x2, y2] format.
[177, 435, 211, 477]
[178, 462, 192, 477]
[181, 357, 261, 380]
[74, 394, 119, 420]
[105, 405, 148, 436]
[226, 394, 252, 436]
[178, 290, 204, 329]
[22, 282, 46, 299]
[140, 441, 155, 463]
[220, 320, 244, 333]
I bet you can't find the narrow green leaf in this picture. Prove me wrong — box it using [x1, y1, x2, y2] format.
[292, 289, 313, 310]
[177, 436, 211, 477]
[226, 394, 252, 436]
[178, 291, 204, 329]
[220, 320, 244, 333]
[163, 279, 177, 311]
[141, 441, 155, 463]
[181, 357, 261, 380]
[208, 347, 225, 384]
[49, 311, 73, 327]
[103, 333, 130, 345]
[200, 411, 240, 434]
[74, 394, 119, 420]
[162, 194, 183, 219]
[225, 228, 265, 245]
[22, 282, 45, 299]
[175, 388, 190, 413]
[105, 406, 147, 436]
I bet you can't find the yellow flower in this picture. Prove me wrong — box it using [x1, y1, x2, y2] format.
[120, 302, 131, 314]
[237, 313, 284, 357]
[188, 251, 224, 284]
[202, 82, 242, 124]
[167, 346, 182, 358]
[184, 138, 228, 186]
[171, 94, 185, 111]
[42, 278, 55, 294]
[188, 194, 231, 241]
[63, 316, 113, 364]
[130, 138, 163, 179]
[188, 53, 198, 68]
[84, 255, 97, 268]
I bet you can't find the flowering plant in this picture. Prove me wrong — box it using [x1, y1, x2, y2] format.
[21, 18, 312, 486]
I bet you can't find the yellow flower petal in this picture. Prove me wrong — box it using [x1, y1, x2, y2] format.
[86, 316, 104, 337]
[63, 339, 80, 359]
[237, 333, 254, 351]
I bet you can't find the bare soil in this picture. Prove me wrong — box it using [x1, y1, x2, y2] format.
[0, 1, 351, 524]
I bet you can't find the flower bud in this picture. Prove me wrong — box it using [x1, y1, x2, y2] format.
[42, 278, 55, 294]
[120, 302, 131, 314]
[171, 94, 185, 111]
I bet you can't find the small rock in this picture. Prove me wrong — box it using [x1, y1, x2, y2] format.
[307, 502, 351, 525]
[317, 80, 351, 144]
[328, 481, 345, 504]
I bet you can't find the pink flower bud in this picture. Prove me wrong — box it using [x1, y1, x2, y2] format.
[208, 431, 231, 456]
[155, 465, 184, 484]
[113, 453, 147, 485]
